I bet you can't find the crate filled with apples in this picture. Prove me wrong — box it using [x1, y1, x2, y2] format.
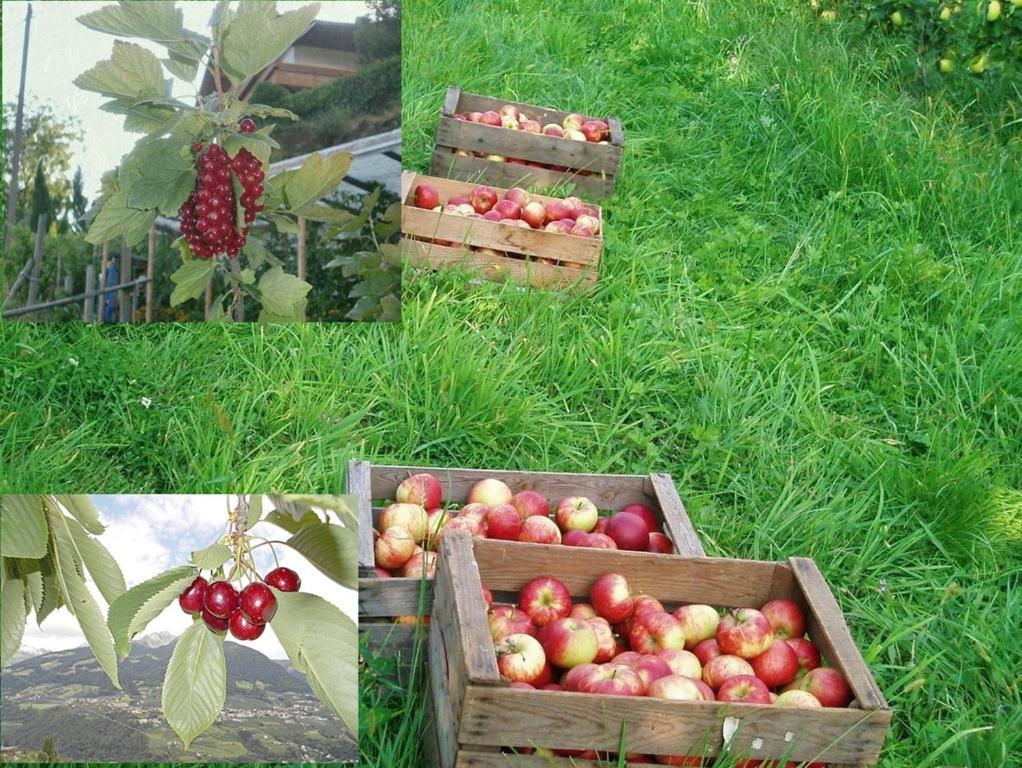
[401, 171, 603, 289]
[430, 86, 624, 199]
[351, 460, 705, 663]
[427, 532, 891, 768]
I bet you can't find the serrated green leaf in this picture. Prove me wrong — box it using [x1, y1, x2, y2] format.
[282, 152, 353, 211]
[191, 543, 231, 571]
[100, 98, 177, 134]
[286, 524, 356, 589]
[270, 591, 357, 735]
[207, 294, 230, 322]
[242, 104, 299, 121]
[1, 577, 27, 668]
[241, 237, 279, 269]
[163, 51, 199, 82]
[46, 507, 120, 689]
[264, 211, 300, 235]
[74, 40, 166, 101]
[162, 621, 226, 749]
[85, 189, 157, 247]
[36, 545, 62, 626]
[263, 510, 322, 535]
[222, 2, 320, 80]
[17, 559, 43, 616]
[55, 495, 105, 535]
[170, 259, 218, 306]
[246, 496, 263, 530]
[273, 495, 357, 528]
[77, 2, 208, 70]
[293, 203, 356, 224]
[255, 267, 310, 321]
[0, 496, 48, 559]
[107, 566, 197, 659]
[65, 518, 126, 605]
[121, 138, 196, 215]
[222, 133, 275, 165]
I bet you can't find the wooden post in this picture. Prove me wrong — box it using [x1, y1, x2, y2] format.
[2, 2, 33, 266]
[297, 215, 307, 282]
[145, 222, 156, 322]
[83, 264, 95, 322]
[119, 238, 132, 322]
[25, 214, 46, 319]
[131, 280, 138, 320]
[64, 274, 73, 294]
[98, 241, 110, 321]
[53, 249, 63, 297]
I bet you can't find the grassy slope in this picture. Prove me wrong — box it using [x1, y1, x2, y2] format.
[2, 0, 1020, 764]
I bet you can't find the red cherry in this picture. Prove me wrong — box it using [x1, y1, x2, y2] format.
[264, 567, 300, 592]
[203, 580, 239, 618]
[179, 577, 208, 614]
[229, 609, 265, 640]
[202, 607, 229, 633]
[239, 118, 257, 133]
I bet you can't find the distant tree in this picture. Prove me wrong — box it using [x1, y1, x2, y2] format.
[356, 1, 399, 61]
[28, 161, 52, 233]
[37, 736, 58, 762]
[68, 167, 87, 232]
[2, 102, 83, 220]
[368, 0, 399, 19]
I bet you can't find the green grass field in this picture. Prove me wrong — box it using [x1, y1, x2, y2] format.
[2, 0, 1020, 765]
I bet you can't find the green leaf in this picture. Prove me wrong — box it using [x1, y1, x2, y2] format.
[107, 566, 197, 659]
[241, 104, 299, 121]
[0, 496, 48, 559]
[191, 543, 231, 571]
[246, 496, 264, 530]
[85, 189, 157, 247]
[65, 518, 126, 606]
[1, 577, 27, 668]
[222, 2, 321, 80]
[16, 559, 43, 615]
[255, 267, 311, 322]
[77, 2, 209, 71]
[74, 40, 166, 101]
[269, 591, 357, 735]
[163, 52, 199, 82]
[264, 510, 322, 535]
[55, 495, 106, 535]
[46, 508, 120, 689]
[222, 132, 275, 165]
[207, 294, 230, 322]
[35, 546, 62, 626]
[273, 495, 357, 528]
[170, 259, 218, 306]
[286, 524, 356, 589]
[100, 98, 177, 134]
[293, 203, 357, 224]
[281, 152, 352, 211]
[264, 211, 300, 235]
[120, 137, 196, 215]
[241, 237, 280, 269]
[162, 621, 226, 749]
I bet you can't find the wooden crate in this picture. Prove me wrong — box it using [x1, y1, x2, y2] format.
[352, 459, 705, 663]
[401, 171, 602, 290]
[430, 87, 624, 200]
[429, 532, 891, 768]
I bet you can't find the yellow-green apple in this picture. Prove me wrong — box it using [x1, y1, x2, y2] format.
[470, 185, 499, 214]
[413, 185, 440, 210]
[562, 114, 585, 131]
[820, 9, 836, 21]
[673, 604, 720, 649]
[774, 689, 823, 708]
[606, 511, 651, 551]
[520, 119, 541, 133]
[522, 201, 546, 229]
[489, 606, 535, 641]
[564, 128, 587, 141]
[582, 532, 617, 548]
[396, 472, 442, 508]
[570, 603, 598, 619]
[501, 114, 519, 130]
[786, 637, 822, 676]
[468, 478, 513, 506]
[702, 654, 754, 689]
[783, 666, 852, 707]
[374, 526, 416, 569]
[629, 610, 686, 653]
[716, 609, 774, 658]
[401, 550, 437, 578]
[555, 496, 599, 532]
[518, 515, 561, 544]
[424, 507, 450, 548]
[633, 595, 666, 616]
[499, 104, 520, 121]
[380, 503, 428, 542]
[646, 673, 704, 701]
[750, 636, 799, 687]
[504, 187, 532, 208]
[561, 662, 599, 691]
[760, 599, 806, 640]
[485, 504, 522, 540]
[519, 576, 572, 627]
[590, 572, 635, 623]
[537, 617, 599, 668]
[987, 0, 1002, 21]
[658, 649, 702, 679]
[480, 110, 501, 126]
[717, 675, 771, 705]
[542, 123, 565, 138]
[562, 529, 589, 546]
[577, 663, 645, 695]
[633, 653, 673, 690]
[587, 617, 618, 662]
[494, 633, 547, 684]
[648, 533, 674, 553]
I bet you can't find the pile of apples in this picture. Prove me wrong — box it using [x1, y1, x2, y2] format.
[487, 571, 850, 766]
[373, 473, 675, 578]
[453, 104, 611, 144]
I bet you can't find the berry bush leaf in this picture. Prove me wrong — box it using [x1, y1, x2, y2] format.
[246, 496, 264, 530]
[1, 576, 27, 668]
[120, 138, 196, 215]
[170, 259, 218, 306]
[55, 495, 106, 535]
[280, 151, 352, 211]
[0, 496, 48, 559]
[100, 98, 177, 134]
[190, 542, 231, 571]
[162, 620, 227, 749]
[286, 523, 357, 589]
[223, 132, 276, 165]
[221, 2, 321, 80]
[255, 266, 311, 321]
[74, 41, 166, 102]
[107, 566, 197, 659]
[45, 505, 120, 689]
[65, 517, 126, 606]
[85, 189, 157, 247]
[269, 590, 357, 736]
[76, 2, 209, 71]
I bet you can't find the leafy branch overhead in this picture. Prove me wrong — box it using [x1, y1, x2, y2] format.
[74, 0, 350, 322]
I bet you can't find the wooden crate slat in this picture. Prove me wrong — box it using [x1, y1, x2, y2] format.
[436, 118, 622, 174]
[359, 575, 432, 617]
[454, 755, 654, 768]
[360, 621, 426, 658]
[457, 687, 890, 764]
[648, 471, 705, 557]
[443, 85, 462, 114]
[350, 458, 376, 572]
[403, 169, 606, 210]
[430, 151, 613, 198]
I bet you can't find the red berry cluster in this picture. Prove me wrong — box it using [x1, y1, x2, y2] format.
[232, 148, 265, 226]
[178, 566, 301, 641]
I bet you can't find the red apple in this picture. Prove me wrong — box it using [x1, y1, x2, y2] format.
[424, 507, 450, 547]
[593, 517, 609, 534]
[587, 617, 618, 663]
[374, 526, 416, 569]
[657, 649, 702, 679]
[485, 504, 522, 540]
[570, 603, 598, 620]
[702, 654, 754, 690]
[619, 503, 658, 531]
[774, 689, 823, 708]
[521, 201, 546, 229]
[544, 220, 572, 234]
[562, 113, 585, 131]
[760, 599, 806, 640]
[401, 550, 437, 578]
[443, 514, 482, 539]
[542, 123, 565, 138]
[577, 663, 645, 696]
[448, 194, 470, 206]
[716, 609, 774, 658]
[470, 185, 498, 214]
[561, 662, 598, 692]
[373, 566, 392, 578]
[554, 496, 599, 532]
[648, 532, 674, 553]
[482, 210, 502, 222]
[783, 666, 853, 708]
[606, 512, 651, 551]
[479, 110, 501, 126]
[570, 224, 595, 237]
[395, 472, 442, 509]
[519, 119, 541, 133]
[489, 606, 535, 641]
[519, 576, 572, 627]
[629, 610, 686, 653]
[717, 675, 771, 705]
[562, 529, 589, 546]
[580, 120, 607, 142]
[468, 478, 512, 506]
[590, 572, 634, 623]
[498, 104, 520, 121]
[503, 187, 532, 208]
[494, 633, 546, 684]
[646, 673, 703, 701]
[493, 199, 521, 220]
[693, 679, 716, 701]
[673, 604, 720, 649]
[413, 185, 440, 210]
[633, 654, 673, 690]
[633, 595, 666, 617]
[575, 213, 601, 235]
[544, 200, 573, 223]
[582, 532, 617, 549]
[537, 617, 599, 668]
[750, 637, 800, 688]
[518, 515, 561, 544]
[379, 503, 428, 542]
[786, 637, 822, 676]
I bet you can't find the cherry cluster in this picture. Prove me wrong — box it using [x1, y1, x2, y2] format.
[178, 566, 301, 641]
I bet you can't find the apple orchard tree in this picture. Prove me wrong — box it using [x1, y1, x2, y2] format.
[0, 495, 357, 749]
[75, 1, 369, 321]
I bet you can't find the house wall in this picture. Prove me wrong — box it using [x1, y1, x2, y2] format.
[282, 45, 360, 70]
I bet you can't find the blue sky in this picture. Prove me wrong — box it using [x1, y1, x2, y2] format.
[21, 495, 356, 660]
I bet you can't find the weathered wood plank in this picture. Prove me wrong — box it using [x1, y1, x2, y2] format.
[359, 575, 433, 617]
[430, 151, 613, 198]
[648, 472, 705, 557]
[349, 458, 376, 573]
